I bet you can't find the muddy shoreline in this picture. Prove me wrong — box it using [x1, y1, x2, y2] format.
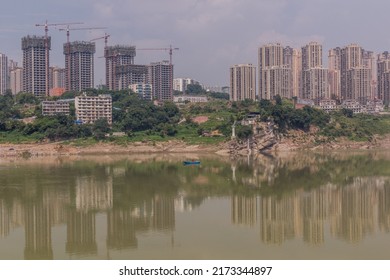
[1, 134, 390, 159]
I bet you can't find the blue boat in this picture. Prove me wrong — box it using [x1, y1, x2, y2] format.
[183, 160, 201, 165]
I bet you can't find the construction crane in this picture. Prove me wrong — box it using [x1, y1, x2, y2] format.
[58, 26, 107, 91]
[90, 33, 111, 49]
[35, 20, 83, 96]
[58, 26, 107, 45]
[137, 45, 179, 65]
[137, 45, 179, 98]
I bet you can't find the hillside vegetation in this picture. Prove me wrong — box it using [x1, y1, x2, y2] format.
[1, 91, 390, 145]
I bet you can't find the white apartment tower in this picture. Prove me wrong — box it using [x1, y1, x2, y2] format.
[10, 67, 23, 95]
[173, 78, 200, 92]
[291, 49, 302, 98]
[148, 61, 173, 101]
[258, 43, 292, 100]
[328, 48, 341, 100]
[377, 52, 390, 105]
[51, 67, 66, 89]
[229, 64, 256, 101]
[301, 42, 328, 104]
[339, 44, 372, 103]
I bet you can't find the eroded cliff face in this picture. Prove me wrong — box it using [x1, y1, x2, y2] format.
[228, 119, 389, 157]
[229, 121, 280, 157]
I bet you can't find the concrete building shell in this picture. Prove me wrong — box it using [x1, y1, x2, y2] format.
[63, 41, 95, 92]
[105, 45, 136, 91]
[22, 35, 51, 98]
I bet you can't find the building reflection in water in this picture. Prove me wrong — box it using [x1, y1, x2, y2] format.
[0, 200, 11, 238]
[253, 177, 390, 246]
[2, 157, 390, 259]
[66, 211, 97, 255]
[107, 209, 138, 249]
[231, 196, 257, 227]
[24, 198, 53, 260]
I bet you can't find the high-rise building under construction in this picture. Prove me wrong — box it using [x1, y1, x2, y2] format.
[0, 53, 8, 95]
[64, 41, 95, 92]
[22, 35, 50, 98]
[105, 45, 136, 90]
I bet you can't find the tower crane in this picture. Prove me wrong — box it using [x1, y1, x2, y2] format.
[137, 45, 179, 65]
[58, 26, 107, 91]
[90, 33, 111, 61]
[58, 26, 107, 45]
[90, 33, 111, 49]
[35, 20, 83, 96]
[137, 45, 179, 98]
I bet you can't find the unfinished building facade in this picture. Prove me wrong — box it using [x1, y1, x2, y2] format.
[64, 41, 96, 92]
[22, 35, 50, 98]
[105, 45, 136, 90]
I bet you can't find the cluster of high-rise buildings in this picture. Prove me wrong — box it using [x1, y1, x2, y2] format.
[230, 42, 390, 106]
[0, 35, 174, 101]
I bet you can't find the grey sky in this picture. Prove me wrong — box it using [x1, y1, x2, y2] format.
[1, 0, 390, 87]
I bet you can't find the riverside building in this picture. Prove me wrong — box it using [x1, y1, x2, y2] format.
[229, 63, 256, 101]
[258, 43, 292, 100]
[75, 94, 112, 125]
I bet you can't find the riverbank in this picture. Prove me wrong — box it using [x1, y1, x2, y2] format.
[0, 140, 228, 158]
[2, 133, 390, 158]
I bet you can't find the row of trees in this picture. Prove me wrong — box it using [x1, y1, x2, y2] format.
[0, 90, 182, 141]
[2, 89, 387, 143]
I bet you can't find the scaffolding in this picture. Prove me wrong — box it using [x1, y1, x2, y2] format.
[63, 41, 96, 91]
[105, 45, 136, 58]
[22, 35, 50, 50]
[22, 35, 51, 98]
[63, 41, 96, 54]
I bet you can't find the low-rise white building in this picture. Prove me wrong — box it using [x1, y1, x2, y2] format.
[173, 95, 208, 103]
[319, 99, 338, 113]
[173, 78, 200, 92]
[41, 100, 71, 116]
[75, 94, 112, 125]
[366, 99, 384, 114]
[341, 99, 364, 114]
[129, 83, 152, 100]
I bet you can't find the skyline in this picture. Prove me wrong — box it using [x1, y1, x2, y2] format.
[1, 0, 390, 87]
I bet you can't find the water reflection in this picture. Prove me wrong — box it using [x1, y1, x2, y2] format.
[1, 152, 390, 259]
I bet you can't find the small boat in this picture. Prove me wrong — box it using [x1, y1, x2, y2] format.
[183, 160, 201, 165]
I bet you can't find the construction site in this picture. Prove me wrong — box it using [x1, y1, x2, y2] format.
[104, 45, 136, 90]
[63, 41, 96, 91]
[21, 35, 51, 98]
[17, 21, 178, 101]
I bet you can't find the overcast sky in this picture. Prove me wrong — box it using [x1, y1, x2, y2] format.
[1, 0, 390, 87]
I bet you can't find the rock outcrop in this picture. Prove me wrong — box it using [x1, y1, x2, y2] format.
[229, 121, 279, 157]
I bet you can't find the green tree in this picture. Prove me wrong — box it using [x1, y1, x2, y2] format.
[15, 92, 39, 105]
[341, 108, 354, 118]
[186, 84, 204, 95]
[209, 92, 229, 100]
[92, 118, 111, 140]
[236, 125, 253, 139]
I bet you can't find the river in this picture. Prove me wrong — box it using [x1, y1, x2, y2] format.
[1, 152, 390, 259]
